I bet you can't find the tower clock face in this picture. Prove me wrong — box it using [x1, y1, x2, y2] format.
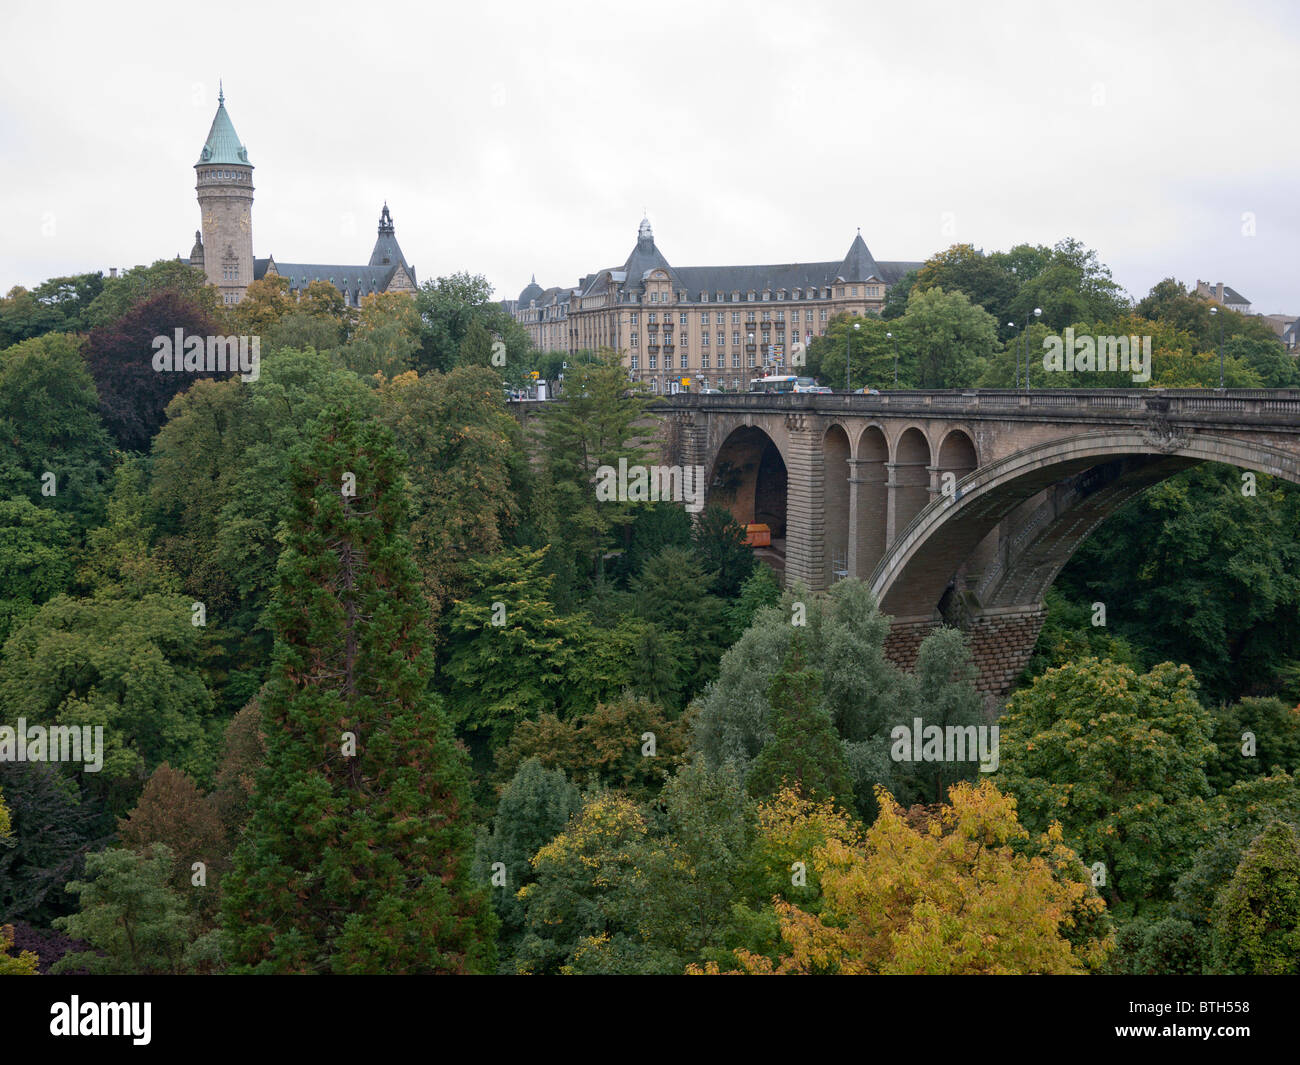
[239, 216, 250, 233]
[202, 209, 216, 231]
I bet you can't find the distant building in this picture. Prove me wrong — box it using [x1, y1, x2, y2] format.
[1283, 319, 1300, 352]
[506, 218, 922, 393]
[1195, 279, 1252, 315]
[182, 87, 416, 305]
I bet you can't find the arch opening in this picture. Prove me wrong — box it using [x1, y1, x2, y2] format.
[708, 425, 789, 581]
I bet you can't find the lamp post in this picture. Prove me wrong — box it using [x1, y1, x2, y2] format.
[888, 330, 899, 386]
[846, 320, 860, 391]
[748, 332, 755, 381]
[1008, 323, 1017, 387]
[1210, 306, 1224, 389]
[1022, 307, 1043, 390]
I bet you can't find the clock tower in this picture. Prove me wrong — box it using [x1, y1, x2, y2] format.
[195, 84, 254, 304]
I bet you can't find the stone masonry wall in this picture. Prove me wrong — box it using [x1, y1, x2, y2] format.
[884, 608, 1048, 697]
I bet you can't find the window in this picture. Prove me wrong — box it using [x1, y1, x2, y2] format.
[716, 332, 725, 346]
[762, 291, 770, 301]
[777, 311, 785, 323]
[762, 311, 771, 322]
[630, 312, 638, 324]
[806, 310, 814, 322]
[701, 333, 709, 346]
[630, 355, 639, 369]
[732, 312, 741, 324]
[649, 355, 657, 369]
[649, 313, 657, 323]
[852, 286, 858, 296]
[650, 292, 658, 302]
[701, 292, 708, 302]
[747, 312, 756, 324]
[680, 355, 688, 369]
[731, 354, 741, 368]
[820, 309, 828, 322]
[631, 332, 638, 346]
[732, 332, 741, 346]
[748, 354, 756, 367]
[702, 354, 710, 368]
[680, 313, 688, 325]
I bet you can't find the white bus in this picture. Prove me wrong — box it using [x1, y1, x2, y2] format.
[748, 375, 819, 394]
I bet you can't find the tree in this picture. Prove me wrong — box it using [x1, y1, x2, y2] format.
[0, 762, 114, 925]
[440, 546, 592, 744]
[538, 347, 655, 588]
[0, 497, 73, 645]
[0, 333, 111, 527]
[0, 272, 104, 348]
[915, 244, 1019, 337]
[52, 844, 194, 974]
[494, 694, 688, 801]
[997, 657, 1216, 913]
[378, 366, 522, 619]
[209, 699, 265, 836]
[337, 290, 421, 378]
[1210, 820, 1300, 974]
[631, 545, 727, 694]
[0, 592, 216, 801]
[746, 634, 854, 808]
[117, 764, 226, 910]
[84, 259, 221, 329]
[415, 272, 528, 374]
[0, 923, 40, 976]
[901, 286, 998, 388]
[703, 781, 1111, 975]
[220, 401, 496, 974]
[692, 503, 756, 598]
[1058, 464, 1300, 702]
[75, 457, 178, 599]
[903, 626, 983, 805]
[473, 757, 580, 971]
[83, 289, 224, 451]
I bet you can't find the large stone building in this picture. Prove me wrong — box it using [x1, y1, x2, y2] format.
[184, 88, 416, 306]
[506, 218, 922, 392]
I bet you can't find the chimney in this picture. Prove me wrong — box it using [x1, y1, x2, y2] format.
[109, 267, 117, 278]
[1216, 282, 1224, 302]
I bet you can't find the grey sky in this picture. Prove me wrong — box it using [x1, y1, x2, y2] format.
[3, 0, 1298, 315]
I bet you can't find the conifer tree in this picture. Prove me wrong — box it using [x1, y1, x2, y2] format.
[221, 401, 496, 973]
[746, 634, 854, 808]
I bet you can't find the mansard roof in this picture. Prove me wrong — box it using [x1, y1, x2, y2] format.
[253, 259, 415, 293]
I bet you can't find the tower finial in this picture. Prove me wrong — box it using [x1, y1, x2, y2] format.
[218, 79, 224, 104]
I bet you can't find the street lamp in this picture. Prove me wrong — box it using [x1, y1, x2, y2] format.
[846, 320, 860, 391]
[888, 330, 899, 386]
[1210, 306, 1224, 389]
[1022, 307, 1042, 390]
[1008, 323, 1017, 387]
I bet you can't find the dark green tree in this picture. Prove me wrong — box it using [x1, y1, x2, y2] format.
[220, 401, 496, 973]
[1210, 820, 1300, 974]
[746, 634, 854, 808]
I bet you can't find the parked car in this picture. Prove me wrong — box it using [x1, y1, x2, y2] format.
[700, 387, 723, 394]
[808, 385, 834, 394]
[854, 387, 881, 395]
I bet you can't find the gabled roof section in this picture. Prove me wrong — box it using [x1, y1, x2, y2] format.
[196, 86, 252, 167]
[619, 216, 673, 295]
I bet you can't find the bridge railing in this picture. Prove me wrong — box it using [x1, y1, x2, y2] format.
[653, 388, 1300, 420]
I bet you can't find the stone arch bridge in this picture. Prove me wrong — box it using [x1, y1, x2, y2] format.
[656, 389, 1300, 697]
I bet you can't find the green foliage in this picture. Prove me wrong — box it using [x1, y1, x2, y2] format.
[538, 347, 654, 589]
[608, 501, 692, 586]
[997, 657, 1215, 914]
[414, 272, 528, 375]
[0, 763, 114, 924]
[1209, 820, 1300, 974]
[473, 757, 581, 972]
[691, 504, 756, 598]
[746, 634, 853, 807]
[52, 844, 195, 974]
[84, 259, 221, 329]
[221, 401, 496, 973]
[631, 545, 727, 697]
[0, 592, 216, 801]
[724, 564, 782, 643]
[1206, 697, 1300, 793]
[1058, 464, 1300, 702]
[0, 333, 111, 527]
[0, 498, 73, 645]
[0, 272, 104, 348]
[441, 546, 593, 742]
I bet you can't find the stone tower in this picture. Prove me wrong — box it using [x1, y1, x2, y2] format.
[195, 84, 254, 304]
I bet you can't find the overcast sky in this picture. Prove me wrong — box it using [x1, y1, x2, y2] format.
[2, 0, 1298, 314]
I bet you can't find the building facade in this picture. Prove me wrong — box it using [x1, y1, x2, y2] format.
[506, 218, 922, 392]
[184, 89, 416, 305]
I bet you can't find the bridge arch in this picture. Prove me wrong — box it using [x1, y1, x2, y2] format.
[891, 426, 933, 540]
[853, 424, 890, 578]
[823, 424, 852, 584]
[707, 423, 790, 559]
[871, 429, 1300, 621]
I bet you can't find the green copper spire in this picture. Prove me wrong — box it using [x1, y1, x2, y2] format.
[196, 86, 252, 167]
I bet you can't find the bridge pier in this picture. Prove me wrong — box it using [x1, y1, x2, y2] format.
[883, 605, 1048, 699]
[782, 414, 828, 592]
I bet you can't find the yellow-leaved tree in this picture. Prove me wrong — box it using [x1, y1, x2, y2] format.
[696, 779, 1112, 975]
